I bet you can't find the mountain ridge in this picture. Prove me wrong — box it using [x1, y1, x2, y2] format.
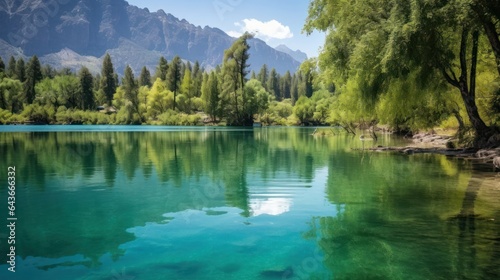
[0, 0, 302, 75]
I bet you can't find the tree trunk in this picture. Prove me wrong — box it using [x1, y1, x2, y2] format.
[442, 28, 492, 146]
[482, 19, 500, 77]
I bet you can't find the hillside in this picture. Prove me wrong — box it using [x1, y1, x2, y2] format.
[0, 0, 301, 74]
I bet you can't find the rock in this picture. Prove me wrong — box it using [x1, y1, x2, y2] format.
[493, 157, 500, 170]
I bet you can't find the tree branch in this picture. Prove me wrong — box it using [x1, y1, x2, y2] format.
[459, 27, 469, 90]
[470, 30, 479, 98]
[442, 68, 460, 88]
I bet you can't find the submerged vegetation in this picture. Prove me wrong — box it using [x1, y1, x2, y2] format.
[1, 1, 500, 148]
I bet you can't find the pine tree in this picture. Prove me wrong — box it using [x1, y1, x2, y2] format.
[0, 57, 4, 74]
[139, 66, 152, 87]
[7, 57, 16, 78]
[15, 58, 26, 82]
[41, 64, 56, 79]
[100, 53, 116, 106]
[281, 71, 292, 99]
[201, 71, 221, 122]
[79, 67, 94, 110]
[24, 55, 42, 104]
[167, 56, 182, 110]
[191, 61, 203, 97]
[156, 56, 168, 81]
[291, 73, 299, 104]
[267, 68, 280, 100]
[258, 64, 269, 90]
[123, 65, 139, 112]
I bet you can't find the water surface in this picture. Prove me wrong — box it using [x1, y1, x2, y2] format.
[0, 126, 499, 279]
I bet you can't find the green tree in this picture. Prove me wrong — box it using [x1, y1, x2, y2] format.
[0, 77, 23, 113]
[201, 72, 221, 122]
[35, 75, 80, 109]
[7, 57, 16, 79]
[15, 58, 26, 82]
[191, 61, 203, 98]
[79, 67, 94, 110]
[167, 56, 182, 110]
[100, 53, 116, 106]
[123, 65, 140, 115]
[41, 65, 56, 79]
[221, 32, 253, 125]
[245, 79, 271, 118]
[293, 95, 314, 124]
[258, 64, 269, 90]
[299, 58, 316, 98]
[24, 55, 42, 104]
[291, 73, 299, 103]
[267, 68, 280, 100]
[281, 71, 292, 99]
[305, 0, 499, 145]
[156, 56, 168, 81]
[180, 68, 193, 112]
[0, 57, 4, 74]
[147, 78, 172, 119]
[139, 66, 152, 87]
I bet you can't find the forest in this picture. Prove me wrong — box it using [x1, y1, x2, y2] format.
[1, 0, 500, 148]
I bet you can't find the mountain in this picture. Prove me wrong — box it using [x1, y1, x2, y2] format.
[274, 45, 308, 63]
[0, 0, 300, 75]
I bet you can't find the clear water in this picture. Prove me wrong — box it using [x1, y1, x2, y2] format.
[0, 126, 499, 280]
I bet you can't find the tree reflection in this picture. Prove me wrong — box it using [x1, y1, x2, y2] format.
[305, 152, 500, 279]
[0, 128, 329, 265]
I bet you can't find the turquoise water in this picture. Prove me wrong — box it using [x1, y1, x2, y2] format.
[0, 126, 499, 279]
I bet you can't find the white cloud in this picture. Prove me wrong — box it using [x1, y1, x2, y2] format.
[226, 30, 243, 38]
[227, 18, 293, 41]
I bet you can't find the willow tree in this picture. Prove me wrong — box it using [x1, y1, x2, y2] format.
[305, 0, 499, 147]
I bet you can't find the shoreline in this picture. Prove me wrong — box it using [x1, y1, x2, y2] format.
[355, 133, 500, 171]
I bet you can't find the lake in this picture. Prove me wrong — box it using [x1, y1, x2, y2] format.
[0, 126, 499, 279]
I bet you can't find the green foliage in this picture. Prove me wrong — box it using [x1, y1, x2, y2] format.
[139, 66, 152, 87]
[201, 72, 221, 122]
[35, 75, 81, 109]
[79, 67, 94, 110]
[191, 61, 203, 98]
[293, 96, 314, 124]
[156, 56, 168, 81]
[146, 78, 172, 119]
[22, 104, 55, 124]
[122, 65, 140, 118]
[157, 109, 201, 126]
[267, 68, 280, 100]
[305, 0, 500, 139]
[221, 32, 254, 126]
[100, 53, 116, 106]
[0, 57, 4, 73]
[0, 76, 23, 113]
[7, 57, 16, 79]
[167, 56, 182, 110]
[24, 56, 43, 104]
[180, 68, 193, 112]
[15, 58, 26, 82]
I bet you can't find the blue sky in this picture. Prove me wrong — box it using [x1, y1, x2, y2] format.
[125, 0, 325, 58]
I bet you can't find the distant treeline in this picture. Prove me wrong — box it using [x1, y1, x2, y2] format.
[0, 33, 327, 127]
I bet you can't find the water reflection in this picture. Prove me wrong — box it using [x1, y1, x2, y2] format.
[0, 128, 498, 279]
[0, 129, 325, 266]
[303, 151, 500, 279]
